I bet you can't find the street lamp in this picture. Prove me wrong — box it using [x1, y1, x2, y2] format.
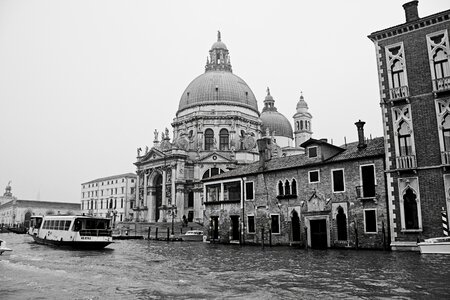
[169, 204, 177, 235]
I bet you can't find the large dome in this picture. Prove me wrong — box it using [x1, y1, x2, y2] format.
[178, 71, 259, 114]
[177, 32, 258, 115]
[260, 88, 293, 139]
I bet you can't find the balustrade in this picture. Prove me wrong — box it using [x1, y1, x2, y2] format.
[389, 86, 409, 100]
[396, 155, 416, 169]
[433, 76, 450, 92]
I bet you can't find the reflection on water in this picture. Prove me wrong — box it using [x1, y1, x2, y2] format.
[1, 233, 449, 299]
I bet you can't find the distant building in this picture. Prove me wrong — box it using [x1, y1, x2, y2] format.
[203, 122, 389, 249]
[368, 1, 450, 250]
[80, 173, 136, 225]
[0, 183, 80, 227]
[134, 32, 313, 224]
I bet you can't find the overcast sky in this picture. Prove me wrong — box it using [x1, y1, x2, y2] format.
[1, 0, 448, 202]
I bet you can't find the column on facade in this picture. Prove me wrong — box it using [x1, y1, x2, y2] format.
[143, 171, 148, 209]
[171, 167, 176, 206]
[162, 169, 167, 206]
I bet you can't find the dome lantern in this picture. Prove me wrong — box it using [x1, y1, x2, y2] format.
[206, 31, 232, 72]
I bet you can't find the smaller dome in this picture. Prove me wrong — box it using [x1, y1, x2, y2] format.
[296, 94, 309, 113]
[211, 41, 228, 50]
[211, 31, 227, 50]
[261, 111, 293, 139]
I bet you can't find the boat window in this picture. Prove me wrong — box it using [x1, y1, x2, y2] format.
[73, 219, 83, 231]
[50, 220, 55, 230]
[64, 220, 71, 231]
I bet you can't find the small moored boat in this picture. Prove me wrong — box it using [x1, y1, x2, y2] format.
[28, 215, 113, 250]
[418, 237, 450, 254]
[0, 239, 12, 255]
[183, 230, 204, 242]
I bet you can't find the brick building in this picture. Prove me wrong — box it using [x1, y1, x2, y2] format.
[203, 122, 388, 249]
[368, 1, 450, 250]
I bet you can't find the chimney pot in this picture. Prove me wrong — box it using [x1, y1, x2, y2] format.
[403, 1, 419, 22]
[355, 120, 367, 149]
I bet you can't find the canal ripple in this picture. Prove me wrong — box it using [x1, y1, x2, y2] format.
[1, 233, 449, 299]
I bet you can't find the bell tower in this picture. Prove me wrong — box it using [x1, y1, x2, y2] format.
[293, 92, 312, 148]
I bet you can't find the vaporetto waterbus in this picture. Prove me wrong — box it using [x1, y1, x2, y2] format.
[28, 215, 113, 249]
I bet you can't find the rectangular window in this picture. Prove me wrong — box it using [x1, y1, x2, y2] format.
[100, 200, 103, 209]
[271, 214, 280, 234]
[206, 184, 220, 202]
[332, 169, 345, 192]
[115, 188, 117, 195]
[364, 209, 377, 233]
[130, 187, 135, 194]
[245, 182, 254, 200]
[361, 165, 376, 198]
[247, 215, 255, 233]
[121, 187, 124, 194]
[309, 170, 320, 183]
[223, 181, 241, 201]
[308, 147, 318, 158]
[121, 198, 124, 208]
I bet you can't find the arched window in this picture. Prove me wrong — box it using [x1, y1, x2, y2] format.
[434, 49, 449, 79]
[442, 114, 450, 151]
[278, 181, 284, 196]
[202, 168, 224, 179]
[403, 188, 419, 229]
[291, 179, 297, 196]
[391, 59, 405, 88]
[205, 129, 214, 150]
[336, 206, 347, 240]
[284, 180, 290, 195]
[219, 129, 229, 150]
[300, 120, 303, 130]
[296, 121, 299, 130]
[398, 120, 412, 156]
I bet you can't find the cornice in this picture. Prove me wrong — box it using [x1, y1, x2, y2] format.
[368, 10, 450, 42]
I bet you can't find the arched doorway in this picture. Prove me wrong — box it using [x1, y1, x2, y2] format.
[291, 210, 301, 242]
[154, 174, 163, 222]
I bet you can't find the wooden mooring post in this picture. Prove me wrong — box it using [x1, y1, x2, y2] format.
[147, 227, 151, 240]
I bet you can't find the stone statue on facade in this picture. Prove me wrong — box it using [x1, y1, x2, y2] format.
[154, 129, 159, 142]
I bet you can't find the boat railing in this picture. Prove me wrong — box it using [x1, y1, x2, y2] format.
[79, 229, 112, 237]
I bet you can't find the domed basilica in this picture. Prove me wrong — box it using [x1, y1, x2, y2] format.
[133, 32, 312, 223]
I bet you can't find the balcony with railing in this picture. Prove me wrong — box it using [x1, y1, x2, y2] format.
[441, 151, 450, 165]
[389, 86, 409, 101]
[433, 76, 450, 93]
[396, 155, 417, 170]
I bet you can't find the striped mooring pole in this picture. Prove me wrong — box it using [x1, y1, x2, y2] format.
[442, 207, 449, 236]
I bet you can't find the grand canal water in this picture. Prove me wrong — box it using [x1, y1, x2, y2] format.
[1, 233, 449, 299]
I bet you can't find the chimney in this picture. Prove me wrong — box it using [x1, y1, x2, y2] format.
[403, 1, 419, 22]
[355, 120, 367, 149]
[257, 137, 272, 170]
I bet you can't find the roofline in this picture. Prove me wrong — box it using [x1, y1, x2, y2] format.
[203, 152, 384, 183]
[368, 9, 450, 42]
[82, 173, 136, 185]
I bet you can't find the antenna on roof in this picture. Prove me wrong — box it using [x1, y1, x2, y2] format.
[344, 136, 347, 147]
[331, 138, 333, 145]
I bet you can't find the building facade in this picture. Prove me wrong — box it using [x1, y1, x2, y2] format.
[368, 1, 450, 250]
[80, 173, 136, 225]
[0, 184, 80, 227]
[134, 32, 312, 224]
[203, 122, 389, 249]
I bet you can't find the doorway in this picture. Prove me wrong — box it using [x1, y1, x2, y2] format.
[291, 210, 301, 242]
[310, 219, 328, 249]
[230, 216, 240, 241]
[210, 216, 219, 240]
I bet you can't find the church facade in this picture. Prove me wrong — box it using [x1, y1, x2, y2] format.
[133, 32, 312, 223]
